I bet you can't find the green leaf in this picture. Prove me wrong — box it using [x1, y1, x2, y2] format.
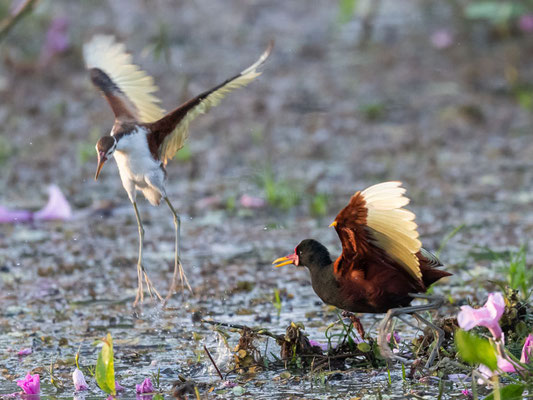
[484, 384, 525, 400]
[464, 2, 524, 22]
[455, 329, 497, 371]
[96, 333, 116, 395]
[338, 0, 358, 24]
[357, 342, 371, 352]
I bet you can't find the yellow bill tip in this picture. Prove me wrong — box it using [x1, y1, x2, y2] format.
[272, 256, 294, 268]
[329, 221, 337, 227]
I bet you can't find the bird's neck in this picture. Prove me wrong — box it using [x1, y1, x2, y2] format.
[308, 262, 341, 308]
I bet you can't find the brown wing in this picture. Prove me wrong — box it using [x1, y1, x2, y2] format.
[332, 190, 373, 275]
[84, 35, 164, 123]
[147, 41, 274, 165]
[331, 182, 423, 282]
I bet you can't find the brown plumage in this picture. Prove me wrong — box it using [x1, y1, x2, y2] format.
[273, 182, 451, 364]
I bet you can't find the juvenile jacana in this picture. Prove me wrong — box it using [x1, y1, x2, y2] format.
[273, 181, 451, 365]
[84, 36, 272, 306]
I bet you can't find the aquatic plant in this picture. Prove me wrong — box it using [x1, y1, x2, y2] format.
[455, 292, 533, 399]
[73, 367, 89, 391]
[96, 333, 116, 396]
[458, 292, 505, 340]
[16, 373, 40, 395]
[17, 348, 32, 356]
[136, 377, 154, 394]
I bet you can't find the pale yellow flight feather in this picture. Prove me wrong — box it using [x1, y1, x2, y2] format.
[361, 181, 422, 280]
[83, 35, 165, 123]
[159, 41, 273, 165]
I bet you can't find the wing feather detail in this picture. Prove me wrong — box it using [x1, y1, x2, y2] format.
[157, 41, 273, 165]
[84, 35, 164, 123]
[333, 181, 422, 281]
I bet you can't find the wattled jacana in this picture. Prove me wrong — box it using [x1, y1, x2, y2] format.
[273, 181, 451, 365]
[84, 36, 273, 306]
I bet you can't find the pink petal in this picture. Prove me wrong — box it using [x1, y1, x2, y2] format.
[486, 293, 505, 321]
[457, 305, 491, 330]
[497, 356, 520, 373]
[0, 206, 33, 223]
[239, 194, 266, 209]
[457, 293, 505, 340]
[461, 389, 473, 398]
[521, 333, 533, 363]
[73, 368, 89, 391]
[34, 185, 71, 221]
[308, 339, 328, 352]
[16, 373, 40, 395]
[386, 331, 401, 344]
[430, 29, 454, 49]
[135, 377, 154, 394]
[17, 348, 32, 356]
[115, 381, 124, 392]
[519, 15, 533, 32]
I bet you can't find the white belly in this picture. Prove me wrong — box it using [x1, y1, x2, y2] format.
[113, 130, 166, 205]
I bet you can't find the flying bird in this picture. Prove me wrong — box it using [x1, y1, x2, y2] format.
[84, 35, 273, 306]
[273, 181, 451, 365]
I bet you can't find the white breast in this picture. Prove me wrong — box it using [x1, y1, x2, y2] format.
[113, 127, 166, 204]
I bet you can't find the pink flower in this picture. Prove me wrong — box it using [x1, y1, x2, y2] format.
[239, 194, 265, 209]
[386, 331, 401, 344]
[478, 355, 521, 382]
[72, 368, 89, 391]
[430, 29, 454, 49]
[0, 206, 32, 223]
[136, 378, 154, 394]
[457, 293, 505, 340]
[521, 334, 533, 363]
[38, 17, 70, 67]
[223, 380, 237, 388]
[308, 339, 328, 352]
[16, 373, 40, 395]
[519, 15, 533, 33]
[0, 185, 71, 224]
[461, 389, 473, 398]
[115, 381, 124, 392]
[34, 185, 72, 221]
[17, 348, 32, 356]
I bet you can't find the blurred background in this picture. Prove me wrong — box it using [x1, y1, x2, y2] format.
[1, 0, 533, 397]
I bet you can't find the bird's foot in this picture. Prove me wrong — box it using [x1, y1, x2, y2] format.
[143, 270, 163, 302]
[133, 266, 163, 307]
[165, 259, 192, 303]
[341, 311, 366, 339]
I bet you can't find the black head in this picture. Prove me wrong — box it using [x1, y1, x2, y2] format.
[273, 239, 332, 270]
[295, 239, 332, 269]
[94, 136, 117, 180]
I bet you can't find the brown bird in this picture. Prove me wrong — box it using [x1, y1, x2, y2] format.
[273, 181, 451, 365]
[84, 36, 273, 306]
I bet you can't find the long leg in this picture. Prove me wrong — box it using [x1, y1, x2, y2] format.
[378, 294, 444, 366]
[164, 197, 192, 302]
[132, 201, 162, 307]
[413, 312, 444, 368]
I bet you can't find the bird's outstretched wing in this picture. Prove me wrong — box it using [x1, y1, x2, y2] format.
[83, 35, 164, 123]
[331, 181, 422, 281]
[148, 41, 274, 165]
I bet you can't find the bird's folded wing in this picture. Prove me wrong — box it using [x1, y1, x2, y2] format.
[84, 35, 164, 123]
[151, 41, 274, 165]
[332, 181, 422, 281]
